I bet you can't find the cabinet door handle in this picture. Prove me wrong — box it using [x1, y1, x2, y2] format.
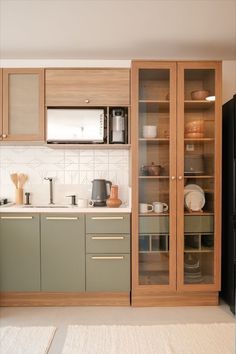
[171, 176, 176, 180]
[85, 99, 90, 103]
[91, 216, 124, 220]
[2, 134, 7, 138]
[91, 236, 125, 240]
[91, 256, 124, 260]
[46, 217, 78, 220]
[0, 216, 33, 220]
[178, 176, 183, 180]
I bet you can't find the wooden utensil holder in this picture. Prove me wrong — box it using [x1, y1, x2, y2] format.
[15, 188, 23, 205]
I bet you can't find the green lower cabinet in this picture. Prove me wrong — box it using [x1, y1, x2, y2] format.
[41, 214, 85, 292]
[0, 214, 40, 292]
[86, 254, 130, 292]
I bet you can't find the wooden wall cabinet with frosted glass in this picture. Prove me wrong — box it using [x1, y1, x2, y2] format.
[1, 68, 44, 141]
[131, 60, 222, 306]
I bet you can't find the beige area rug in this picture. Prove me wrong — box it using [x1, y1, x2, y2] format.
[0, 326, 56, 354]
[62, 323, 235, 354]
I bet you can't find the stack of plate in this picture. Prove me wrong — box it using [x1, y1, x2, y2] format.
[184, 184, 205, 212]
[184, 254, 203, 284]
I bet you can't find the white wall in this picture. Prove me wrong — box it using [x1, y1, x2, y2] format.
[222, 60, 236, 103]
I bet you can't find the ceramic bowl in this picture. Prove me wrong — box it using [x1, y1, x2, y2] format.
[185, 120, 204, 138]
[191, 90, 210, 100]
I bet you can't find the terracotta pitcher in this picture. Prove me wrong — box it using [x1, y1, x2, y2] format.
[106, 185, 122, 208]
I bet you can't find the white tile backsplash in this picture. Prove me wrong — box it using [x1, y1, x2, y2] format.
[0, 146, 130, 205]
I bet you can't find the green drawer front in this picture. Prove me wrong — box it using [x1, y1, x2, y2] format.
[86, 213, 130, 234]
[86, 254, 130, 292]
[185, 216, 214, 233]
[139, 216, 169, 234]
[0, 214, 40, 292]
[41, 214, 85, 292]
[86, 234, 130, 253]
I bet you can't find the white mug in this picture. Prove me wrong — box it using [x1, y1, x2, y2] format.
[142, 125, 157, 138]
[140, 203, 154, 213]
[153, 202, 168, 213]
[77, 198, 88, 208]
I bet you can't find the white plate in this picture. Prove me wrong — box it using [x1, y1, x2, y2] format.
[185, 190, 205, 211]
[184, 184, 204, 196]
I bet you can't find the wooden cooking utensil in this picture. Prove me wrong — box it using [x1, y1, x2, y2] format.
[18, 173, 28, 188]
[10, 173, 19, 188]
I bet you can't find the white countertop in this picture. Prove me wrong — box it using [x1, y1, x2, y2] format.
[0, 205, 131, 213]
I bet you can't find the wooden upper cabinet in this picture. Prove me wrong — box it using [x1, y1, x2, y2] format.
[0, 69, 2, 138]
[45, 68, 130, 106]
[2, 68, 44, 141]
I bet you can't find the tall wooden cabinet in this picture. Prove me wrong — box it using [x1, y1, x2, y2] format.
[2, 68, 44, 141]
[131, 61, 222, 306]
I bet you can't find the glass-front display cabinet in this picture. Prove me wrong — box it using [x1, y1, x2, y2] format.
[177, 62, 222, 292]
[131, 62, 177, 293]
[131, 61, 222, 305]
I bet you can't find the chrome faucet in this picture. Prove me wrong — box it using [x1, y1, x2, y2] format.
[44, 177, 54, 205]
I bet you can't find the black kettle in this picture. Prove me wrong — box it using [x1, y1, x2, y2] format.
[91, 179, 112, 207]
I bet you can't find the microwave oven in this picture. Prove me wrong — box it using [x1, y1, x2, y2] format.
[47, 108, 105, 143]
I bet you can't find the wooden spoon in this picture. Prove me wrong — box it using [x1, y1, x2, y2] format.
[18, 174, 28, 188]
[10, 173, 18, 188]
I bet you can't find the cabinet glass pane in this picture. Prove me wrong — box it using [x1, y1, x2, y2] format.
[9, 74, 40, 135]
[138, 69, 171, 286]
[183, 69, 215, 285]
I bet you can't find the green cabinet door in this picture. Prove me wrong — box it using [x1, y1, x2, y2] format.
[0, 214, 40, 292]
[41, 214, 85, 292]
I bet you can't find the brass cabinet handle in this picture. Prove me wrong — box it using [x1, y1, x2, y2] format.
[178, 176, 183, 180]
[0, 216, 33, 220]
[85, 99, 90, 103]
[91, 216, 124, 220]
[91, 256, 124, 260]
[46, 217, 78, 220]
[2, 134, 7, 138]
[91, 236, 125, 240]
[171, 176, 176, 180]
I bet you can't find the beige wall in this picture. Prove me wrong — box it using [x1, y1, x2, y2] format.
[222, 61, 236, 104]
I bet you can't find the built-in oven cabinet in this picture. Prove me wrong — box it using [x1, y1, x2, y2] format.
[1, 68, 45, 141]
[45, 69, 130, 107]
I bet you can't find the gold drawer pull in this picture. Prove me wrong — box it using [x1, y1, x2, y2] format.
[91, 256, 124, 260]
[1, 216, 33, 220]
[92, 236, 125, 240]
[91, 216, 124, 220]
[46, 217, 78, 220]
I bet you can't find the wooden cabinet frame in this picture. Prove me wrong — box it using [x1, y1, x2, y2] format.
[2, 68, 44, 141]
[131, 60, 222, 306]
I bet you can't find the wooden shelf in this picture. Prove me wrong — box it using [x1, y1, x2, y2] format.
[184, 175, 214, 179]
[139, 138, 169, 144]
[184, 138, 214, 142]
[184, 249, 214, 253]
[184, 211, 214, 216]
[184, 100, 214, 110]
[46, 143, 131, 149]
[139, 176, 169, 179]
[139, 212, 169, 216]
[139, 251, 169, 254]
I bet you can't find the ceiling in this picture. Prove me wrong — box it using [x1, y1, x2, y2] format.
[0, 0, 236, 60]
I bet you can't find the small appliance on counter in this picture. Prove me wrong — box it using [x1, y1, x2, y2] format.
[0, 198, 13, 207]
[90, 179, 112, 207]
[110, 108, 127, 144]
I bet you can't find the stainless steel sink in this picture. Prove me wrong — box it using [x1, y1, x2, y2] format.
[22, 205, 70, 208]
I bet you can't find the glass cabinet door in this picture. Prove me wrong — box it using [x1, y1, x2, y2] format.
[132, 62, 177, 290]
[177, 62, 221, 290]
[2, 69, 44, 141]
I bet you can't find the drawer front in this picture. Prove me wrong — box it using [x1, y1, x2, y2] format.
[86, 214, 130, 234]
[86, 254, 130, 292]
[139, 216, 169, 234]
[45, 69, 130, 106]
[185, 216, 214, 233]
[86, 234, 130, 253]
